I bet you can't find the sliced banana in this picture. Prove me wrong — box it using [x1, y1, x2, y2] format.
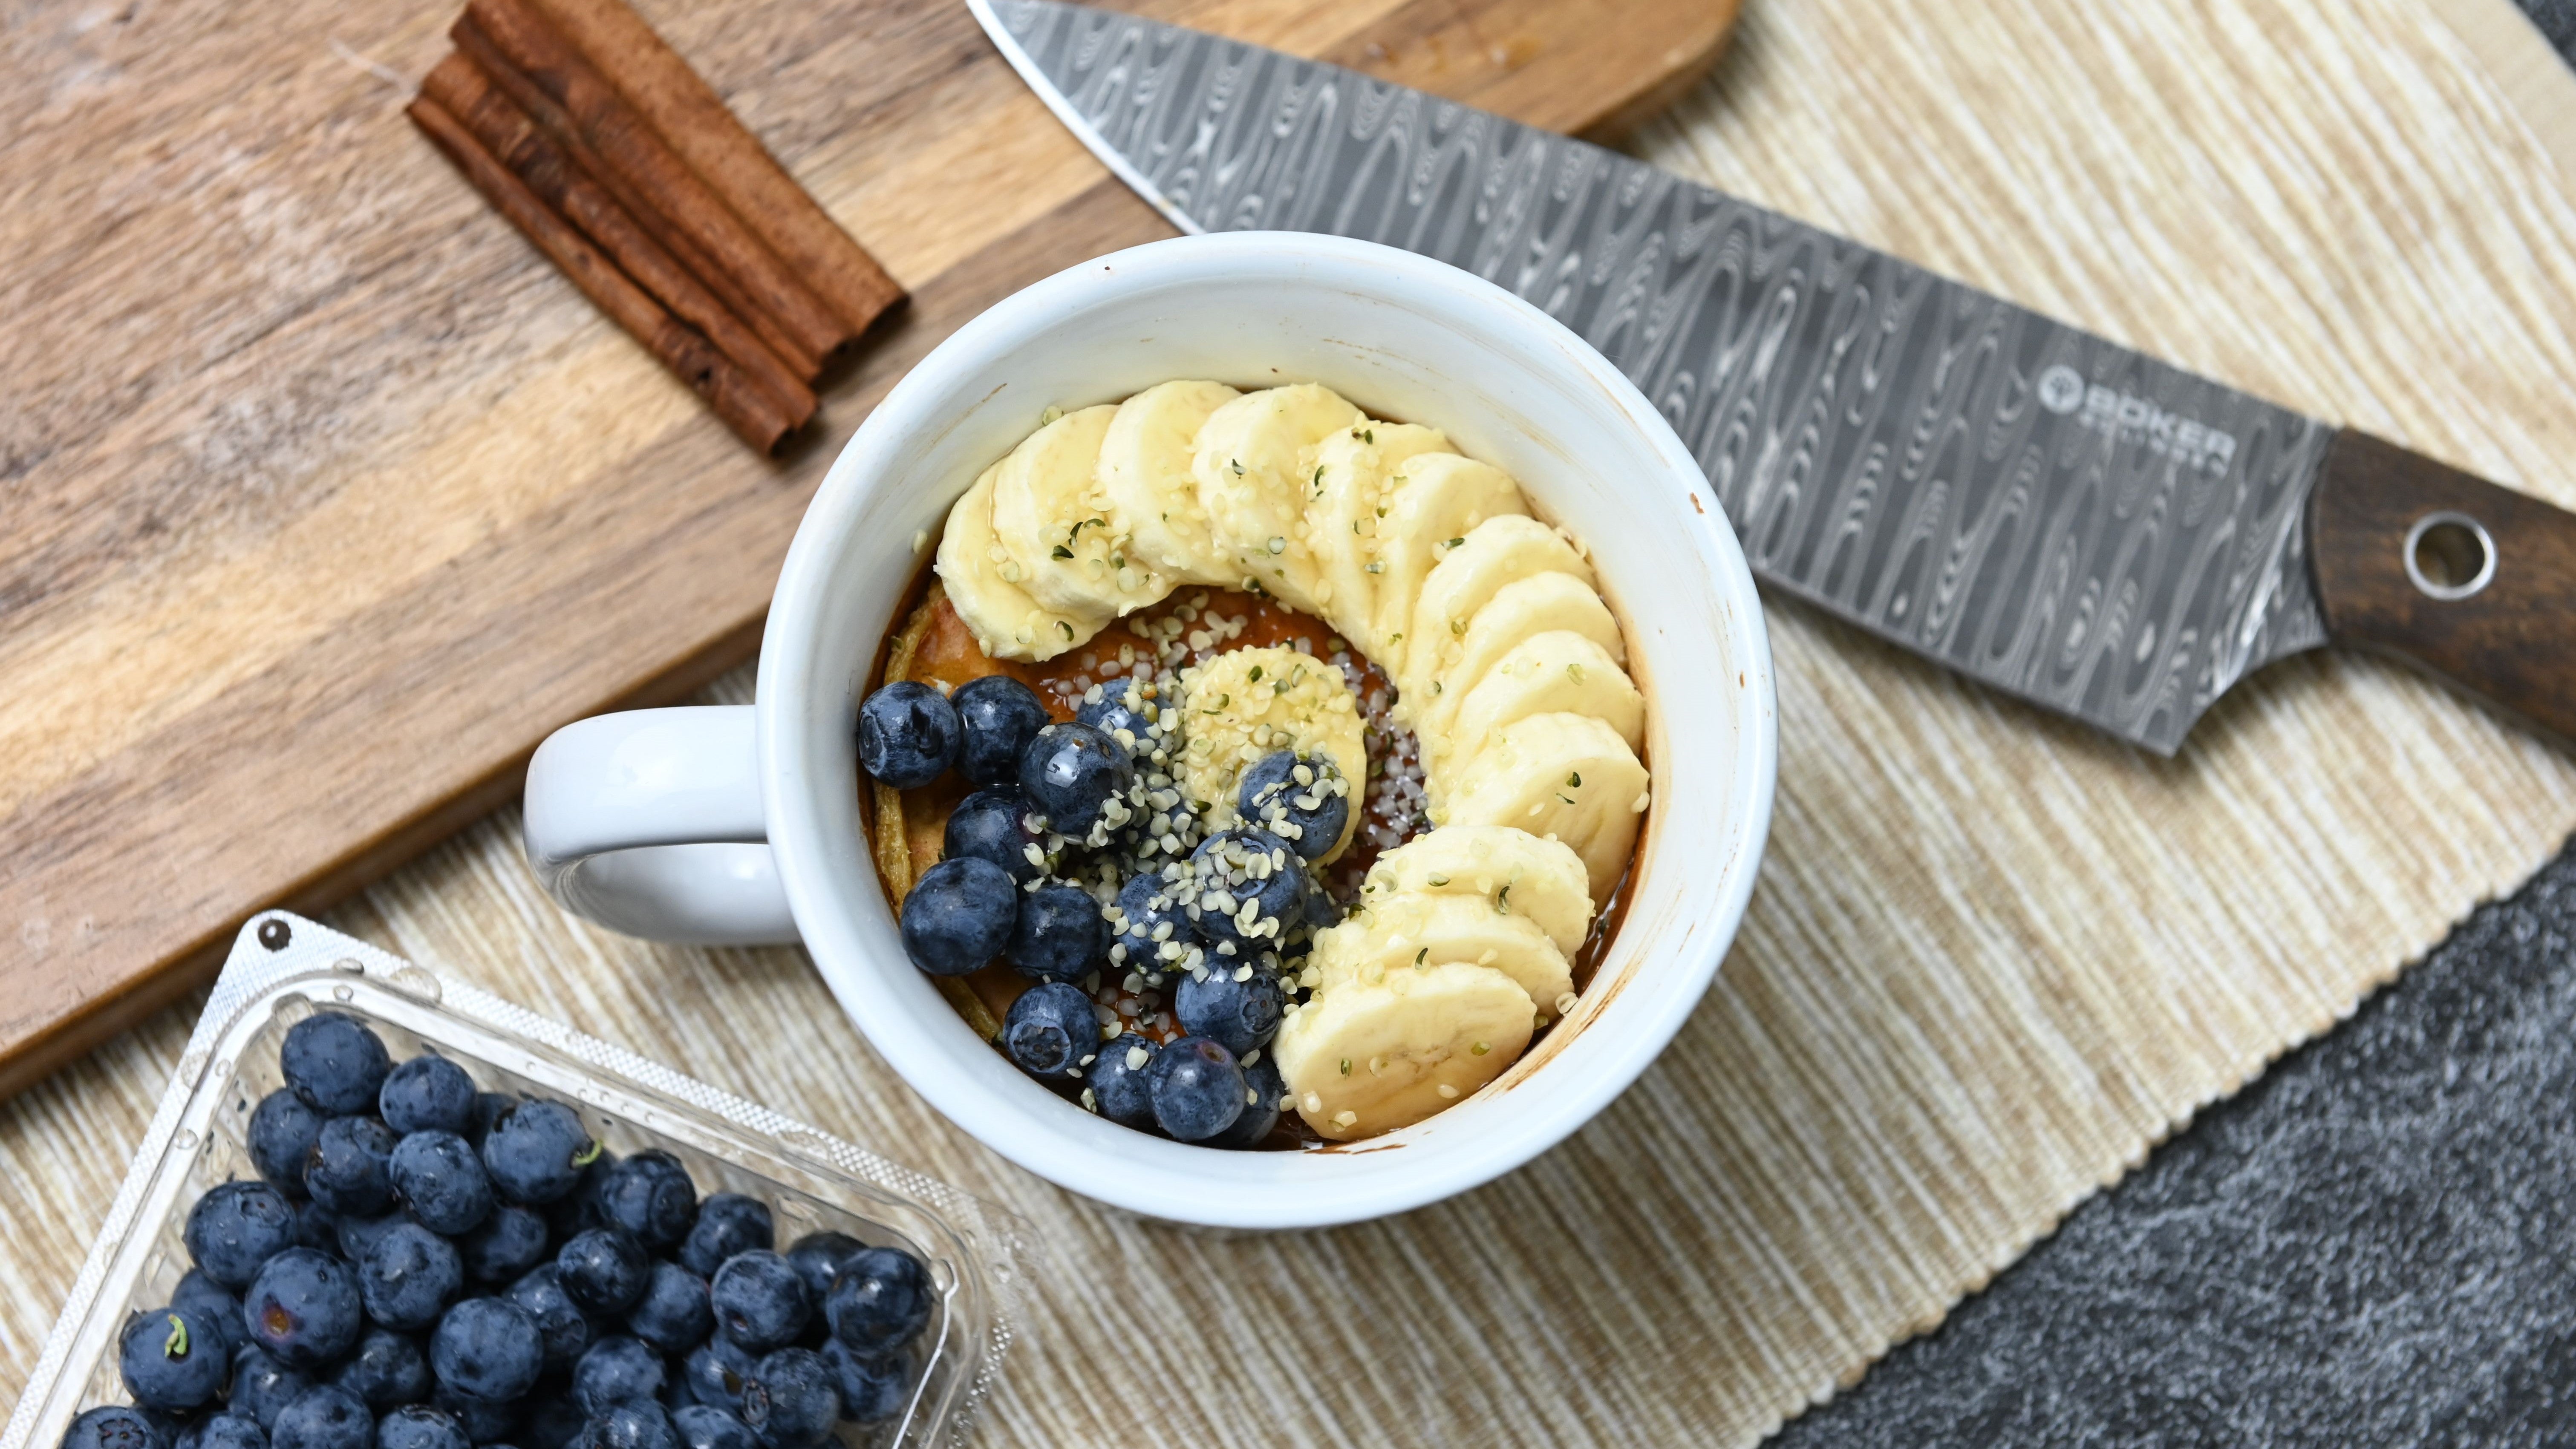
[1431, 632, 1644, 792]
[1311, 893, 1574, 1023]
[1174, 645, 1367, 859]
[1192, 384, 1365, 613]
[988, 404, 1163, 622]
[1402, 515, 1596, 704]
[1304, 422, 1455, 655]
[1436, 712, 1650, 905]
[1364, 455, 1528, 681]
[1096, 380, 1242, 587]
[933, 464, 1099, 662]
[1273, 959, 1536, 1141]
[1409, 571, 1623, 748]
[1357, 824, 1594, 955]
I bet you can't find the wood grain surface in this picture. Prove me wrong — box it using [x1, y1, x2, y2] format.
[11, 1, 2576, 1447]
[0, 0, 1740, 1099]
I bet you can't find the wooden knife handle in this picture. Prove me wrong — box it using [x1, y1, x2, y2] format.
[2308, 429, 2576, 744]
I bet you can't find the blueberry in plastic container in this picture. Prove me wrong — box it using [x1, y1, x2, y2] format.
[1016, 721, 1137, 837]
[360, 1222, 464, 1331]
[940, 786, 1047, 885]
[1108, 872, 1197, 977]
[548, 1147, 620, 1242]
[1175, 964, 1284, 1057]
[268, 1388, 372, 1449]
[304, 1116, 399, 1218]
[172, 1270, 245, 1360]
[855, 682, 961, 789]
[776, 1236, 858, 1308]
[818, 1341, 911, 1425]
[429, 1296, 545, 1403]
[248, 1092, 326, 1201]
[736, 1349, 837, 1449]
[332, 1212, 411, 1268]
[231, 1345, 315, 1429]
[176, 1416, 268, 1449]
[292, 1201, 338, 1252]
[331, 1328, 430, 1411]
[897, 857, 1017, 977]
[1006, 882, 1107, 983]
[1235, 749, 1351, 862]
[280, 1014, 393, 1117]
[1082, 1034, 1159, 1131]
[1143, 1036, 1246, 1143]
[244, 1248, 365, 1368]
[387, 1131, 492, 1237]
[64, 1407, 165, 1449]
[426, 1387, 518, 1448]
[821, 1247, 932, 1357]
[591, 1152, 696, 1250]
[578, 1403, 680, 1449]
[668, 1406, 752, 1449]
[479, 1100, 597, 1206]
[374, 1406, 465, 1449]
[377, 1057, 477, 1138]
[118, 1306, 229, 1411]
[678, 1338, 754, 1415]
[707, 1252, 808, 1354]
[949, 675, 1049, 788]
[1209, 1055, 1287, 1150]
[554, 1228, 651, 1315]
[456, 1206, 549, 1285]
[676, 1196, 771, 1281]
[463, 1095, 513, 1152]
[502, 1266, 593, 1375]
[998, 983, 1095, 1079]
[624, 1262, 713, 1357]
[572, 1336, 668, 1417]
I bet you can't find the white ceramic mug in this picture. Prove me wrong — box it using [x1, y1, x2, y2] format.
[523, 233, 1777, 1228]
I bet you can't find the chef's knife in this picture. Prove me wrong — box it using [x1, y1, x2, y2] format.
[968, 0, 2576, 755]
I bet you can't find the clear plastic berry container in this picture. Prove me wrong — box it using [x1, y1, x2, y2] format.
[0, 913, 1025, 1449]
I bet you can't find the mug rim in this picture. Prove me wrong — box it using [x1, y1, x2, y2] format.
[757, 232, 1777, 1228]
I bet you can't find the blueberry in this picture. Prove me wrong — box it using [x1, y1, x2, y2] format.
[457, 1207, 550, 1285]
[232, 1345, 315, 1430]
[377, 1058, 476, 1138]
[514, 1397, 584, 1449]
[776, 1236, 858, 1313]
[1209, 1055, 1286, 1150]
[281, 1015, 393, 1117]
[707, 1253, 807, 1354]
[502, 1268, 591, 1376]
[480, 1101, 597, 1206]
[1107, 871, 1198, 978]
[940, 786, 1047, 885]
[949, 675, 1049, 788]
[897, 858, 1016, 977]
[855, 682, 960, 789]
[677, 1197, 771, 1281]
[624, 1264, 712, 1357]
[388, 1132, 493, 1237]
[245, 1248, 365, 1368]
[306, 1117, 399, 1218]
[548, 1148, 620, 1242]
[576, 1404, 678, 1449]
[821, 1248, 932, 1357]
[331, 1328, 430, 1410]
[464, 1095, 513, 1152]
[1073, 680, 1162, 751]
[1015, 723, 1132, 835]
[120, 1306, 229, 1410]
[1236, 749, 1351, 861]
[360, 1223, 464, 1332]
[571, 1337, 666, 1417]
[373, 1407, 464, 1449]
[678, 1338, 755, 1414]
[554, 1230, 650, 1316]
[1175, 964, 1284, 1057]
[64, 1407, 166, 1449]
[430, 1298, 545, 1403]
[667, 1408, 751, 1449]
[173, 1270, 245, 1360]
[1082, 1034, 1160, 1130]
[998, 983, 1096, 1079]
[424, 1390, 517, 1449]
[334, 1213, 413, 1268]
[817, 1342, 909, 1425]
[1143, 1036, 1246, 1142]
[1184, 829, 1307, 955]
[736, 1350, 835, 1449]
[591, 1153, 695, 1251]
[1007, 883, 1107, 982]
[269, 1389, 372, 1449]
[292, 1201, 339, 1252]
[177, 1417, 268, 1449]
[249, 1092, 327, 1200]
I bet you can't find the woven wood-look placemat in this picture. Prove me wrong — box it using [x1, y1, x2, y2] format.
[7, 0, 2576, 1443]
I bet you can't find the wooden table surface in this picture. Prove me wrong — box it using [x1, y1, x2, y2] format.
[11, 1, 2576, 1446]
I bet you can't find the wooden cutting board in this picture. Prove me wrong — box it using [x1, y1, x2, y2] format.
[0, 0, 1739, 1097]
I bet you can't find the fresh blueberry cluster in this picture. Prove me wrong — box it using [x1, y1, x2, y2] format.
[66, 1015, 932, 1449]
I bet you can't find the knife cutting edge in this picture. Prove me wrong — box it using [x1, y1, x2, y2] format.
[968, 0, 2576, 755]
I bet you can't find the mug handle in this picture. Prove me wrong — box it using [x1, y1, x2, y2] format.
[521, 707, 802, 945]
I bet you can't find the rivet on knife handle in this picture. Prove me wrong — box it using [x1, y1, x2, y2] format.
[2308, 431, 2576, 745]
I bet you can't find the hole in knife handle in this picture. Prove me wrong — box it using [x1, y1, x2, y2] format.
[2404, 511, 2495, 601]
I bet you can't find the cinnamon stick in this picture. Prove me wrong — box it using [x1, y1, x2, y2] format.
[457, 0, 852, 378]
[528, 0, 903, 337]
[408, 92, 806, 453]
[420, 52, 815, 428]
